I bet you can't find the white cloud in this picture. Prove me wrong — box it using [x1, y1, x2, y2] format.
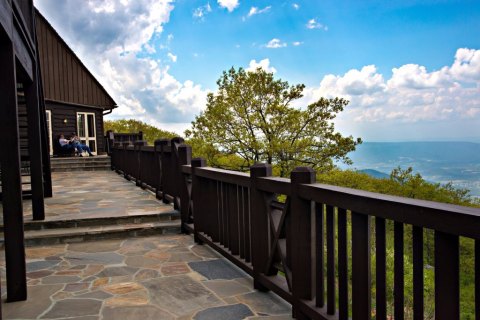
[265, 38, 287, 49]
[301, 48, 480, 126]
[217, 0, 239, 12]
[306, 18, 328, 31]
[247, 6, 271, 17]
[292, 41, 303, 46]
[167, 52, 177, 62]
[246, 58, 277, 73]
[35, 0, 208, 132]
[193, 3, 212, 20]
[292, 3, 300, 10]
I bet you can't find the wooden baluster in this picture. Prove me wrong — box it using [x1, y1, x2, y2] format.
[338, 208, 348, 320]
[315, 202, 325, 308]
[412, 226, 424, 320]
[326, 204, 336, 315]
[435, 231, 459, 320]
[351, 212, 371, 320]
[154, 138, 169, 201]
[375, 217, 387, 320]
[394, 222, 404, 320]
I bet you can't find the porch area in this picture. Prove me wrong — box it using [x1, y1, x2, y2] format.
[0, 168, 292, 319]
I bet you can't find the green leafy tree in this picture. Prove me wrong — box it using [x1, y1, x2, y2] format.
[186, 67, 362, 176]
[104, 119, 178, 145]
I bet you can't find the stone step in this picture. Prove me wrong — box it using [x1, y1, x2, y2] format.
[0, 211, 181, 247]
[50, 156, 112, 172]
[18, 220, 181, 246]
[17, 211, 179, 232]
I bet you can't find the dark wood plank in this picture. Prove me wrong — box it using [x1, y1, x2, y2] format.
[394, 222, 404, 320]
[315, 202, 324, 308]
[326, 204, 335, 315]
[476, 239, 480, 320]
[238, 185, 246, 259]
[228, 183, 240, 255]
[351, 212, 371, 319]
[375, 217, 387, 320]
[0, 42, 27, 302]
[435, 231, 459, 320]
[338, 208, 348, 320]
[24, 67, 45, 220]
[290, 167, 315, 319]
[412, 226, 424, 320]
[249, 164, 272, 291]
[243, 187, 251, 262]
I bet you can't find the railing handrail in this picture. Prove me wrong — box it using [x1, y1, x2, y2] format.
[299, 182, 480, 238]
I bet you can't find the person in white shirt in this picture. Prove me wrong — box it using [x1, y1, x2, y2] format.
[59, 134, 93, 157]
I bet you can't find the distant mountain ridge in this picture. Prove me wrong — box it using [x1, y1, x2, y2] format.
[341, 141, 480, 197]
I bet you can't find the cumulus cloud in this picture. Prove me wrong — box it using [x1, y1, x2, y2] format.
[193, 3, 212, 20]
[217, 0, 239, 12]
[306, 18, 328, 31]
[265, 38, 287, 49]
[292, 3, 300, 10]
[302, 48, 480, 125]
[35, 0, 208, 130]
[246, 58, 277, 73]
[247, 6, 271, 17]
[167, 52, 177, 62]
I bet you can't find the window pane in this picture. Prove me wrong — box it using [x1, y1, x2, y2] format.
[77, 114, 85, 137]
[87, 114, 95, 138]
[89, 140, 96, 152]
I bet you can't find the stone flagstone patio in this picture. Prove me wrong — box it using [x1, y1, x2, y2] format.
[1, 232, 293, 319]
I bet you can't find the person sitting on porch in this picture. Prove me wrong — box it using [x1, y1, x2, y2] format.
[69, 132, 94, 157]
[59, 134, 93, 157]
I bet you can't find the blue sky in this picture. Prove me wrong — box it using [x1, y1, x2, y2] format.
[35, 0, 480, 142]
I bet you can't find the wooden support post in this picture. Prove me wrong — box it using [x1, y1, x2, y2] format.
[134, 140, 147, 186]
[250, 163, 272, 292]
[191, 158, 206, 244]
[121, 141, 130, 179]
[0, 41, 27, 302]
[290, 167, 315, 320]
[154, 139, 169, 201]
[25, 72, 45, 220]
[177, 144, 192, 234]
[171, 137, 185, 210]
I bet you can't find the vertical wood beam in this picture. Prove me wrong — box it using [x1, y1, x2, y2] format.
[250, 163, 271, 292]
[290, 167, 315, 320]
[24, 67, 45, 220]
[0, 41, 27, 302]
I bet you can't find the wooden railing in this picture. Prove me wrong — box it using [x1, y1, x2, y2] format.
[111, 137, 480, 320]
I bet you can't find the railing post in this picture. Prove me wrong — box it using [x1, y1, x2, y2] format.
[134, 140, 147, 186]
[191, 157, 207, 244]
[122, 141, 131, 179]
[290, 167, 315, 319]
[154, 138, 169, 201]
[111, 142, 121, 171]
[171, 137, 185, 210]
[250, 163, 272, 292]
[178, 144, 192, 234]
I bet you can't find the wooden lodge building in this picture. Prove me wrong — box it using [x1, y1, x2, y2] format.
[0, 0, 117, 309]
[36, 10, 117, 155]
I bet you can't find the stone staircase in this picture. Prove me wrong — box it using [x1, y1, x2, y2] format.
[0, 211, 180, 247]
[50, 155, 111, 172]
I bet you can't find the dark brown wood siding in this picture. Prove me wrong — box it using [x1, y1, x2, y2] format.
[35, 12, 116, 109]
